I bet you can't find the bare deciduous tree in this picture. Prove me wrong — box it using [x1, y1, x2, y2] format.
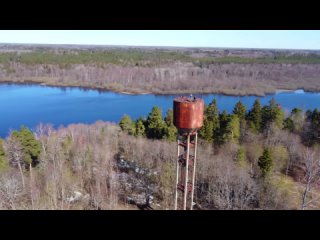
[301, 148, 320, 210]
[5, 136, 25, 189]
[0, 173, 24, 210]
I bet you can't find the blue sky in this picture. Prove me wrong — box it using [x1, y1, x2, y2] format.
[0, 30, 319, 50]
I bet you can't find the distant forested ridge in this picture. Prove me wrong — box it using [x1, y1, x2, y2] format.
[1, 45, 320, 95]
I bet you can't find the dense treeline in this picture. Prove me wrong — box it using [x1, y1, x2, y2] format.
[0, 98, 320, 209]
[128, 97, 320, 148]
[119, 97, 320, 147]
[1, 49, 320, 95]
[119, 107, 177, 141]
[0, 50, 191, 67]
[2, 50, 320, 66]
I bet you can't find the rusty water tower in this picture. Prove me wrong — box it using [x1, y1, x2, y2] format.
[173, 96, 204, 210]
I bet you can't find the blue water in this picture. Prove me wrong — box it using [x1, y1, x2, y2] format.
[0, 83, 319, 137]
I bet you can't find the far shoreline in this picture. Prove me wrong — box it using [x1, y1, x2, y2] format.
[0, 79, 317, 97]
[120, 91, 152, 95]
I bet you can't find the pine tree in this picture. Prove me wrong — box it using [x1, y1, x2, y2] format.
[11, 126, 41, 167]
[283, 117, 294, 132]
[269, 98, 284, 128]
[146, 106, 165, 139]
[208, 99, 220, 135]
[164, 109, 174, 126]
[306, 109, 313, 121]
[135, 117, 146, 137]
[164, 109, 177, 141]
[233, 101, 247, 139]
[284, 108, 304, 133]
[233, 101, 247, 121]
[235, 146, 247, 167]
[164, 125, 177, 141]
[200, 99, 220, 142]
[309, 108, 320, 144]
[292, 108, 302, 115]
[199, 118, 214, 142]
[0, 138, 8, 171]
[258, 149, 273, 177]
[261, 105, 271, 130]
[247, 99, 262, 132]
[130, 121, 137, 136]
[119, 115, 132, 133]
[225, 114, 240, 142]
[217, 110, 231, 144]
[261, 98, 284, 131]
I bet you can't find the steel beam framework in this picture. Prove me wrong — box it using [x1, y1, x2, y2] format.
[174, 131, 198, 210]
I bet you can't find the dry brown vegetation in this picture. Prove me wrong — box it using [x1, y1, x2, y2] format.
[1, 120, 319, 210]
[1, 46, 320, 95]
[1, 63, 320, 96]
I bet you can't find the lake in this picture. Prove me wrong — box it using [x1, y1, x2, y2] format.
[0, 83, 319, 137]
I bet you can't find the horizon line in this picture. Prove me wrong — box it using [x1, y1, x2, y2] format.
[1, 42, 320, 51]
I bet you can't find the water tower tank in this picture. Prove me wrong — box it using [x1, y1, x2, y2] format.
[173, 96, 204, 133]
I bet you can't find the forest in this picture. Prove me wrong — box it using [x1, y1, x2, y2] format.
[1, 47, 320, 95]
[0, 97, 319, 209]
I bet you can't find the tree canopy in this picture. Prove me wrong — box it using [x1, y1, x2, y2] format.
[0, 138, 8, 171]
[10, 126, 41, 166]
[146, 107, 166, 139]
[258, 149, 273, 177]
[247, 99, 262, 132]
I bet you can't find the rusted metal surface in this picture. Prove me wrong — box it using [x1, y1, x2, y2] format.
[173, 96, 204, 131]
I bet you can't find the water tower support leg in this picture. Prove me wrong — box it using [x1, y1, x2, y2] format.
[174, 138, 180, 210]
[183, 134, 190, 210]
[190, 132, 198, 210]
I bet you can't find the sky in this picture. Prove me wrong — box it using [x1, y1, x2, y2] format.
[0, 30, 319, 50]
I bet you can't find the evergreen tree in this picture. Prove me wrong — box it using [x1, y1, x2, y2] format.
[135, 117, 146, 137]
[233, 101, 247, 139]
[233, 101, 247, 121]
[146, 106, 165, 139]
[119, 115, 133, 133]
[130, 121, 137, 136]
[0, 138, 8, 171]
[309, 108, 320, 144]
[284, 108, 304, 133]
[207, 99, 220, 132]
[164, 109, 174, 126]
[199, 118, 214, 142]
[283, 117, 294, 132]
[217, 110, 231, 144]
[306, 109, 313, 121]
[247, 99, 262, 132]
[311, 108, 319, 122]
[261, 105, 271, 130]
[199, 99, 220, 142]
[164, 109, 177, 141]
[11, 126, 41, 167]
[292, 108, 302, 115]
[206, 99, 218, 119]
[235, 146, 247, 167]
[269, 98, 285, 128]
[164, 125, 177, 141]
[258, 148, 273, 177]
[261, 98, 284, 131]
[225, 114, 240, 142]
